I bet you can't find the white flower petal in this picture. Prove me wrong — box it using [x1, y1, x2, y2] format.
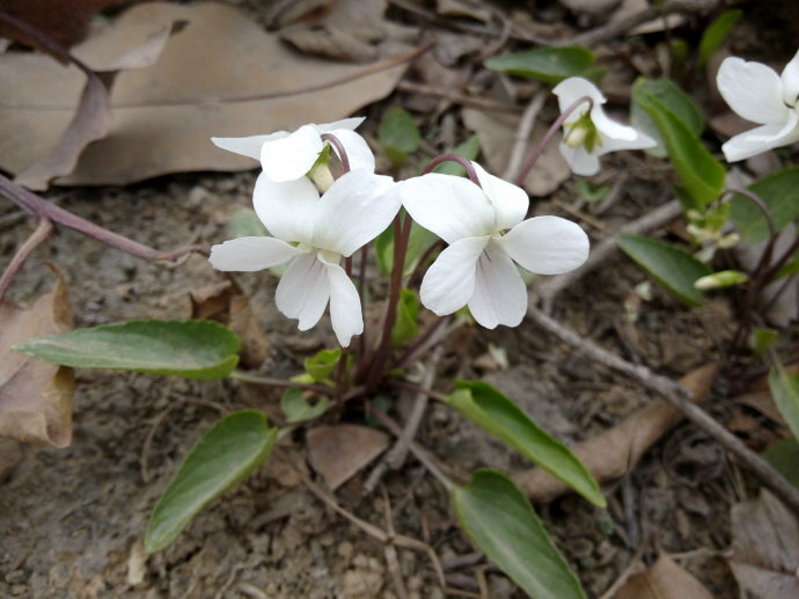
[472, 162, 528, 231]
[721, 112, 799, 162]
[400, 174, 496, 244]
[419, 236, 489, 316]
[781, 49, 799, 107]
[468, 241, 527, 329]
[558, 142, 601, 176]
[320, 255, 363, 347]
[260, 124, 324, 182]
[553, 77, 605, 115]
[211, 131, 289, 160]
[327, 128, 375, 172]
[209, 236, 301, 271]
[310, 169, 399, 257]
[717, 57, 787, 125]
[316, 117, 365, 133]
[597, 126, 657, 154]
[591, 107, 639, 142]
[499, 216, 589, 275]
[275, 253, 330, 331]
[253, 172, 319, 243]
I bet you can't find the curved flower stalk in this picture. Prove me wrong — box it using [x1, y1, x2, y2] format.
[211, 118, 375, 182]
[717, 49, 799, 162]
[209, 169, 399, 347]
[553, 77, 656, 176]
[399, 162, 589, 328]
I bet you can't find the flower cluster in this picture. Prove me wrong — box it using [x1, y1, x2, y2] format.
[209, 118, 590, 346]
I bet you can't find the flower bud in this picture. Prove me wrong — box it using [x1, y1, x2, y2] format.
[693, 270, 748, 290]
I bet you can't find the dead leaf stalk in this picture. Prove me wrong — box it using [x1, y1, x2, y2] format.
[396, 81, 520, 113]
[0, 217, 53, 302]
[503, 90, 547, 182]
[527, 304, 799, 517]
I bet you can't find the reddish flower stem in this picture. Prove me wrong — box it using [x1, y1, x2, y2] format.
[514, 95, 593, 187]
[421, 154, 480, 183]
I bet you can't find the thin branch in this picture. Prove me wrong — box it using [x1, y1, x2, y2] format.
[365, 346, 444, 493]
[534, 199, 682, 308]
[0, 217, 53, 302]
[503, 90, 547, 183]
[527, 304, 799, 517]
[396, 81, 520, 113]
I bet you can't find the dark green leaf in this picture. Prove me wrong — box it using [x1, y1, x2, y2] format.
[698, 10, 742, 68]
[145, 410, 278, 552]
[281, 387, 329, 423]
[379, 106, 421, 165]
[730, 167, 799, 242]
[768, 365, 799, 440]
[618, 235, 712, 306]
[304, 348, 342, 383]
[634, 83, 723, 208]
[631, 77, 704, 158]
[763, 439, 799, 489]
[432, 135, 481, 176]
[392, 288, 420, 348]
[13, 320, 240, 379]
[450, 382, 605, 507]
[485, 46, 597, 84]
[452, 470, 587, 599]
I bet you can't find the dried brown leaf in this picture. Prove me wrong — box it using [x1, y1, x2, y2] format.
[307, 424, 389, 490]
[0, 269, 75, 448]
[616, 553, 714, 599]
[190, 279, 271, 369]
[728, 490, 799, 599]
[0, 2, 411, 187]
[461, 107, 570, 197]
[514, 363, 718, 502]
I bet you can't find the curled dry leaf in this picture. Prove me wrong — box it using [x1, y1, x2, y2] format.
[0, 1, 411, 187]
[189, 279, 271, 370]
[307, 424, 389, 490]
[11, 20, 177, 191]
[728, 490, 799, 599]
[461, 107, 570, 196]
[616, 552, 714, 599]
[0, 269, 75, 448]
[514, 363, 718, 502]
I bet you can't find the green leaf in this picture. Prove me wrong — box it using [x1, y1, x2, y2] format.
[698, 9, 742, 68]
[13, 320, 240, 379]
[378, 106, 421, 165]
[633, 82, 723, 208]
[145, 410, 278, 552]
[432, 135, 481, 176]
[281, 387, 328, 423]
[575, 179, 611, 203]
[751, 328, 778, 358]
[449, 381, 605, 507]
[730, 166, 799, 243]
[768, 365, 799, 440]
[485, 46, 597, 84]
[375, 217, 438, 276]
[304, 348, 342, 383]
[227, 208, 269, 238]
[452, 470, 587, 599]
[392, 288, 420, 348]
[618, 235, 712, 307]
[631, 77, 704, 158]
[763, 439, 799, 489]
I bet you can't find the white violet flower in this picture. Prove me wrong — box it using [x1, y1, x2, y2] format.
[211, 117, 375, 182]
[399, 162, 589, 328]
[716, 49, 799, 162]
[209, 169, 398, 347]
[553, 77, 656, 176]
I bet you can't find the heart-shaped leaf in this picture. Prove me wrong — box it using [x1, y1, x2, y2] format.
[485, 46, 599, 84]
[145, 410, 278, 552]
[452, 470, 587, 599]
[13, 320, 240, 379]
[730, 166, 799, 243]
